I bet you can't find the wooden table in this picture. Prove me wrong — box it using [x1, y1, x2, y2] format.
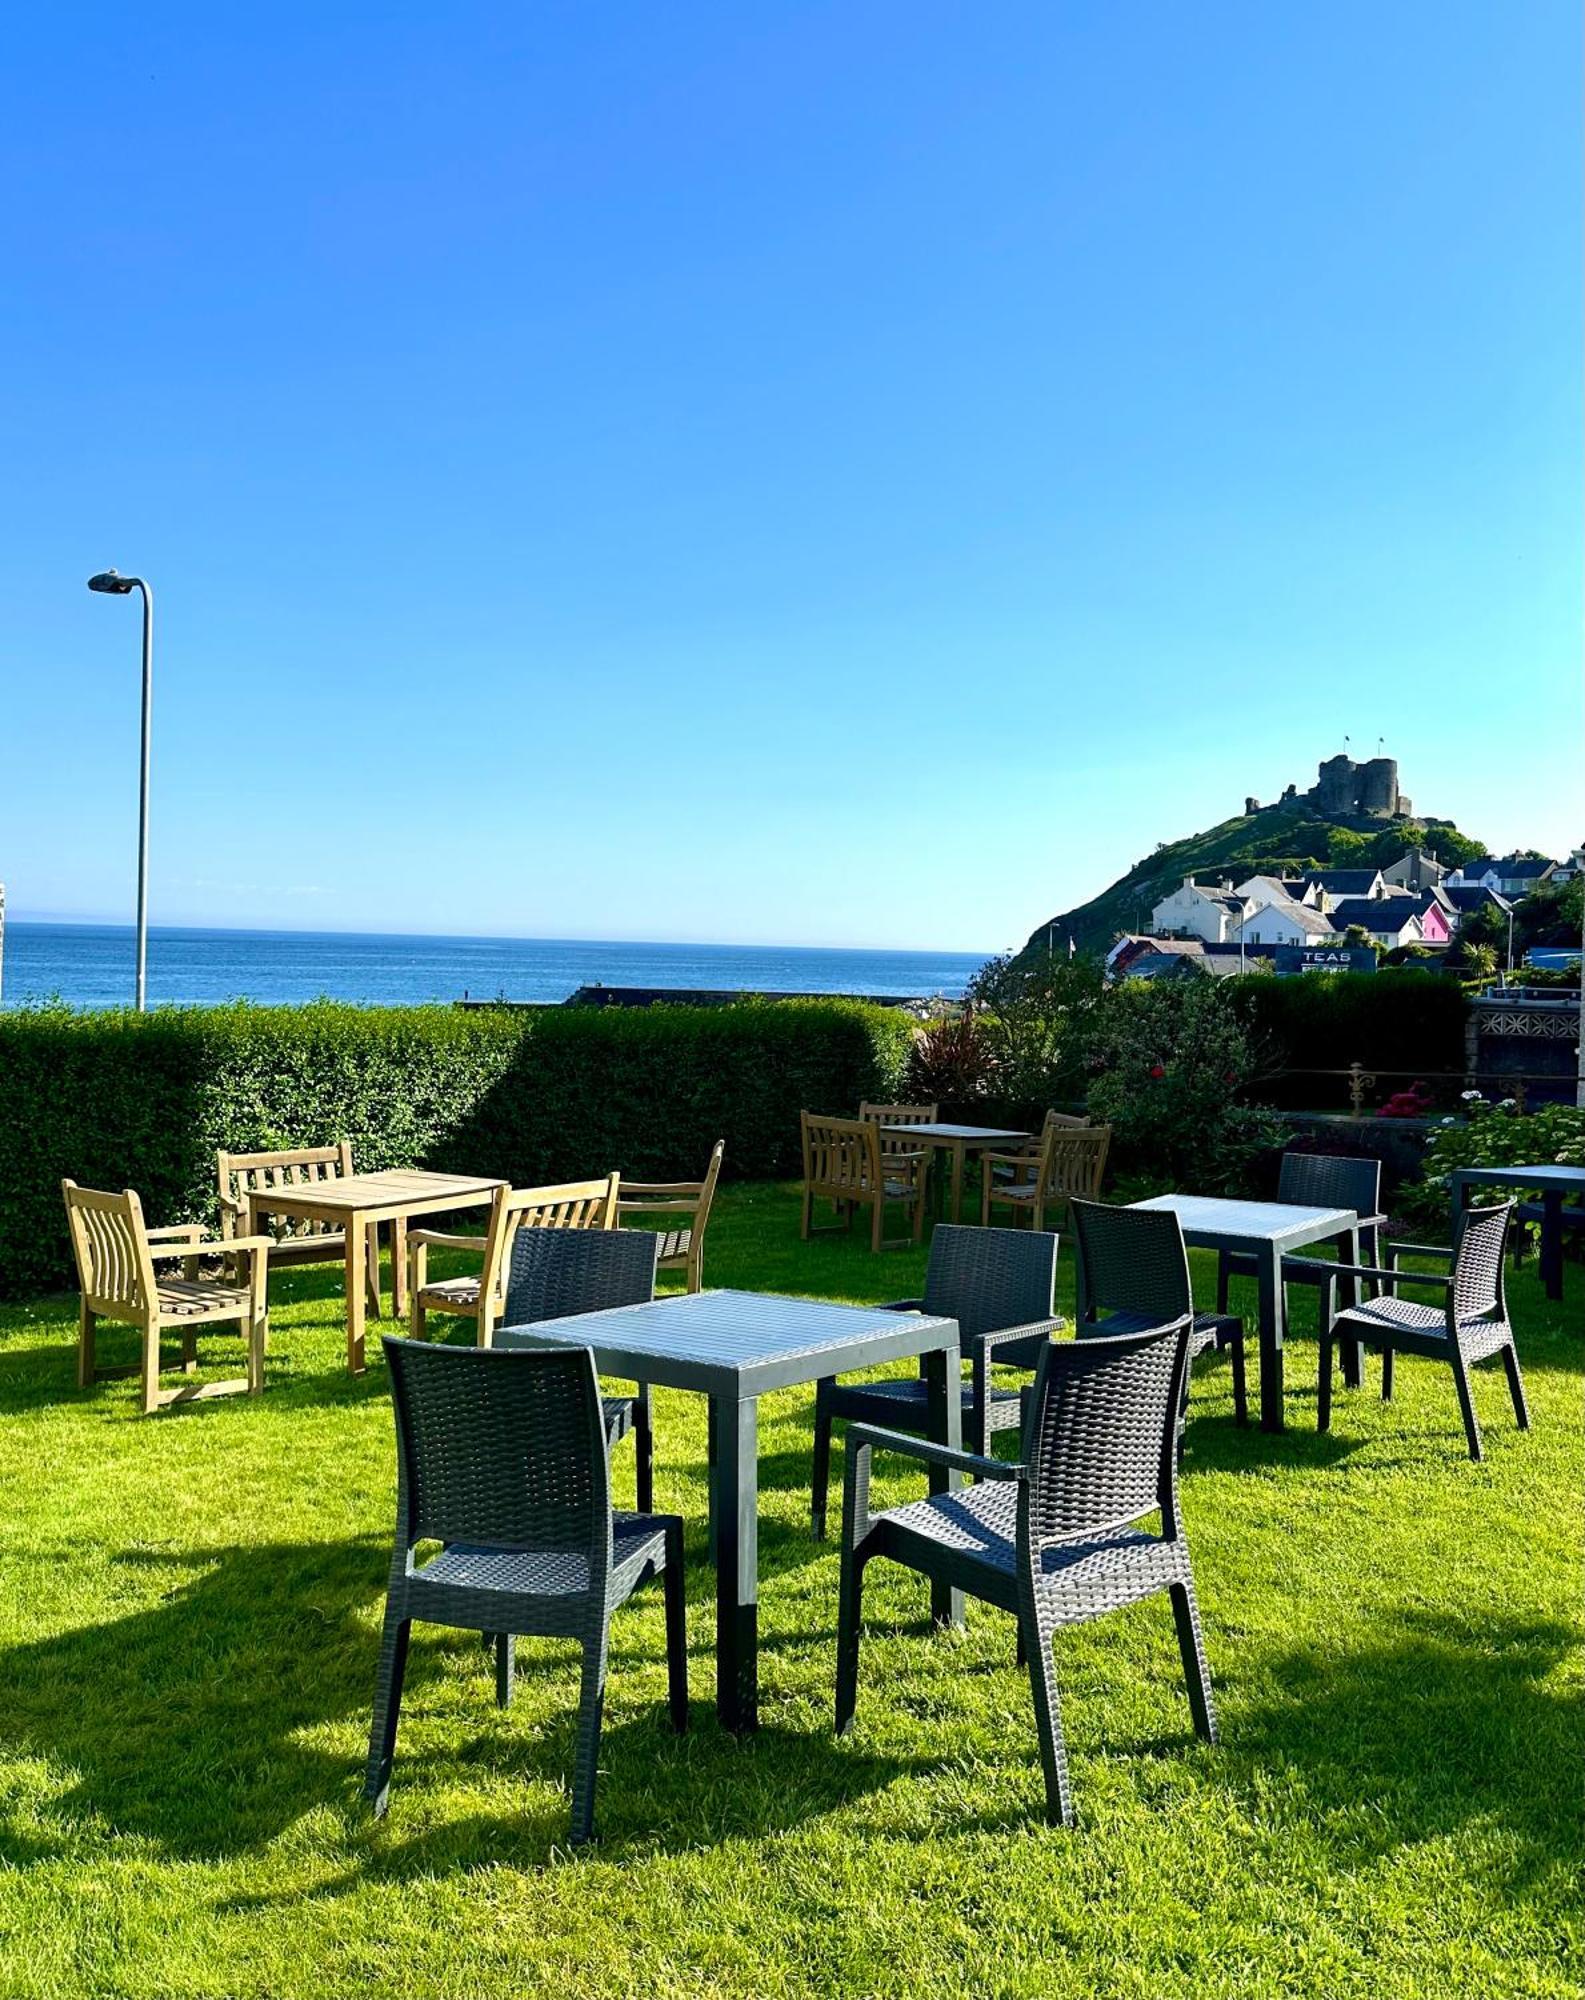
[883, 1122, 1031, 1225]
[499, 1289, 963, 1732]
[1130, 1194, 1359, 1432]
[1450, 1164, 1585, 1302]
[246, 1169, 504, 1373]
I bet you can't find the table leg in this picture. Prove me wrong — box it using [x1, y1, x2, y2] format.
[1541, 1191, 1563, 1301]
[391, 1217, 409, 1319]
[949, 1142, 965, 1225]
[365, 1223, 382, 1316]
[923, 1342, 964, 1626]
[1339, 1226, 1363, 1389]
[712, 1393, 758, 1732]
[1256, 1243, 1286, 1432]
[1448, 1171, 1467, 1250]
[345, 1210, 368, 1375]
[706, 1398, 719, 1565]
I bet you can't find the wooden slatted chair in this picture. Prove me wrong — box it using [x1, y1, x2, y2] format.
[63, 1180, 270, 1415]
[981, 1122, 1111, 1231]
[217, 1142, 387, 1312]
[617, 1141, 725, 1293]
[860, 1101, 939, 1166]
[800, 1113, 926, 1253]
[407, 1176, 620, 1344]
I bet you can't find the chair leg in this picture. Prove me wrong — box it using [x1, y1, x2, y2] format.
[799, 1185, 813, 1241]
[364, 1607, 412, 1815]
[870, 1198, 884, 1254]
[1316, 1331, 1333, 1433]
[1228, 1330, 1248, 1427]
[494, 1632, 516, 1708]
[1380, 1347, 1394, 1402]
[568, 1632, 609, 1846]
[663, 1522, 689, 1732]
[810, 1380, 834, 1540]
[1449, 1353, 1483, 1462]
[1169, 1576, 1218, 1743]
[634, 1384, 654, 1514]
[77, 1304, 96, 1388]
[141, 1320, 161, 1417]
[834, 1548, 867, 1735]
[1022, 1608, 1074, 1828]
[1215, 1251, 1231, 1316]
[1501, 1344, 1531, 1430]
[180, 1324, 198, 1375]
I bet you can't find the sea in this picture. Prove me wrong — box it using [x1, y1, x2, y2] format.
[0, 922, 988, 1012]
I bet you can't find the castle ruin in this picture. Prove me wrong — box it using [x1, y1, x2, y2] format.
[1308, 754, 1409, 819]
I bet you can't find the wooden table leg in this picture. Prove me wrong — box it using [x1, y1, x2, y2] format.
[1256, 1242, 1286, 1432]
[712, 1392, 758, 1732]
[924, 1342, 964, 1626]
[391, 1217, 409, 1319]
[345, 1210, 368, 1375]
[365, 1223, 382, 1316]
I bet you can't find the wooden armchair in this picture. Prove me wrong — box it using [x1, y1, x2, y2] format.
[617, 1141, 725, 1293]
[63, 1179, 270, 1415]
[982, 1121, 1111, 1230]
[800, 1113, 926, 1253]
[860, 1102, 938, 1179]
[217, 1141, 388, 1311]
[407, 1176, 620, 1344]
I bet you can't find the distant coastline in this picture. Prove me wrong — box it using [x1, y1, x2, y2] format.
[0, 921, 989, 1012]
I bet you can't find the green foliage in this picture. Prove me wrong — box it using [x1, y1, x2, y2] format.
[1514, 876, 1584, 953]
[1087, 978, 1284, 1191]
[964, 952, 1106, 1107]
[1327, 828, 1373, 864]
[1399, 1093, 1585, 1228]
[0, 999, 911, 1298]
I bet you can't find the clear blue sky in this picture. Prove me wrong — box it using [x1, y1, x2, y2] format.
[1, 3, 1578, 952]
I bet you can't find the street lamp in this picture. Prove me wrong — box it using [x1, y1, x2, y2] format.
[87, 569, 153, 1011]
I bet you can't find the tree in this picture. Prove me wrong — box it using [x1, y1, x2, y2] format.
[965, 951, 1106, 1107]
[1342, 923, 1375, 948]
[1513, 877, 1585, 954]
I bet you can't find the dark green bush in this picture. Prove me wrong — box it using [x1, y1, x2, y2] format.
[0, 999, 911, 1299]
[1239, 970, 1470, 1107]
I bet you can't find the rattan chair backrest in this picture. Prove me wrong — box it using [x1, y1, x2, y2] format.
[919, 1224, 1057, 1349]
[1276, 1151, 1381, 1217]
[1453, 1201, 1512, 1323]
[501, 1224, 659, 1330]
[1070, 1197, 1192, 1328]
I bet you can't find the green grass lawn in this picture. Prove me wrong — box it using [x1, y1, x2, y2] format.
[0, 1185, 1578, 1998]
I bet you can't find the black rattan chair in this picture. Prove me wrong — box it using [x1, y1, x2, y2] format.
[366, 1336, 687, 1845]
[1070, 1198, 1247, 1434]
[500, 1225, 661, 1510]
[809, 1225, 1064, 1539]
[835, 1316, 1215, 1827]
[1215, 1151, 1387, 1319]
[1306, 1201, 1530, 1461]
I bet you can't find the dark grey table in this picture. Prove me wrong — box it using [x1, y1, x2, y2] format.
[1131, 1194, 1359, 1431]
[883, 1122, 1031, 1224]
[498, 1288, 963, 1731]
[1450, 1164, 1584, 1302]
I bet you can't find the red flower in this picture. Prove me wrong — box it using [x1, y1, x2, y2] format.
[1225, 1070, 1237, 1083]
[1149, 1064, 1165, 1079]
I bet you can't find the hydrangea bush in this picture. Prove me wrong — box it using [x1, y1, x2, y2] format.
[1399, 1091, 1585, 1228]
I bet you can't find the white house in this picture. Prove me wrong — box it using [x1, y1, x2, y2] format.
[1234, 896, 1338, 948]
[1381, 849, 1447, 891]
[1150, 877, 1248, 944]
[1235, 875, 1319, 914]
[1446, 855, 1557, 898]
[1297, 868, 1388, 913]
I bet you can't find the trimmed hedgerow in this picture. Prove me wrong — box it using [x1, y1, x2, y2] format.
[0, 999, 912, 1299]
[1239, 970, 1470, 1107]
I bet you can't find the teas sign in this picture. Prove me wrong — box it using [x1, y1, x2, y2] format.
[1274, 945, 1378, 976]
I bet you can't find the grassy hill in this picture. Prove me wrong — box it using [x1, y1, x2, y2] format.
[1023, 797, 1486, 960]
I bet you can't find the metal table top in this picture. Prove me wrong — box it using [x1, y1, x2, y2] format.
[1131, 1193, 1357, 1251]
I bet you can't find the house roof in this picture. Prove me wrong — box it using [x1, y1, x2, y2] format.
[1457, 855, 1555, 881]
[1440, 883, 1514, 914]
[1332, 895, 1424, 933]
[1242, 896, 1335, 938]
[1301, 869, 1383, 896]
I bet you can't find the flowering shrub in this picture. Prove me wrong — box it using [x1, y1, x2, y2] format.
[1378, 1080, 1436, 1119]
[1398, 1092, 1585, 1228]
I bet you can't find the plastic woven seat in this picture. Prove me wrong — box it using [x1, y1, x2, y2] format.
[1308, 1202, 1530, 1460]
[498, 1227, 662, 1509]
[365, 1337, 687, 1846]
[836, 1318, 1215, 1827]
[1070, 1199, 1247, 1440]
[810, 1226, 1065, 1539]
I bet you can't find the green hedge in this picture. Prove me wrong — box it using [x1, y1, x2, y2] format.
[1239, 971, 1470, 1108]
[0, 999, 912, 1300]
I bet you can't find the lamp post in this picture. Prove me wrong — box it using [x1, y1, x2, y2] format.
[87, 569, 153, 1011]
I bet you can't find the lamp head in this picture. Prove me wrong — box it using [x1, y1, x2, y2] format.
[87, 569, 138, 594]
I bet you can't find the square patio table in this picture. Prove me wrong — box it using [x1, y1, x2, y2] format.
[245, 1169, 505, 1375]
[1449, 1164, 1584, 1302]
[1130, 1194, 1360, 1431]
[883, 1122, 1032, 1225]
[497, 1288, 963, 1731]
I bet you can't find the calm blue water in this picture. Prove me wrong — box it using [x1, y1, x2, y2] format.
[1, 922, 987, 1010]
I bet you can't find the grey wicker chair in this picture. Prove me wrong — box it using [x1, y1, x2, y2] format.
[835, 1316, 1215, 1827]
[499, 1225, 661, 1511]
[809, 1226, 1064, 1540]
[366, 1336, 686, 1845]
[1305, 1200, 1529, 1461]
[1070, 1199, 1247, 1435]
[1215, 1151, 1387, 1319]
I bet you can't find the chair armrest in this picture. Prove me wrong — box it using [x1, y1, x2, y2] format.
[1287, 1256, 1452, 1294]
[980, 1317, 1068, 1366]
[152, 1234, 271, 1260]
[846, 1423, 1022, 1484]
[980, 1149, 1035, 1172]
[1386, 1240, 1455, 1263]
[618, 1182, 704, 1198]
[147, 1222, 204, 1245]
[406, 1230, 487, 1254]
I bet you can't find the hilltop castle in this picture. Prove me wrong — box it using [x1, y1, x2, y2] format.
[1246, 755, 1411, 822]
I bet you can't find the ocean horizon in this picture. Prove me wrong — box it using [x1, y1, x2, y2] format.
[0, 921, 990, 1012]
